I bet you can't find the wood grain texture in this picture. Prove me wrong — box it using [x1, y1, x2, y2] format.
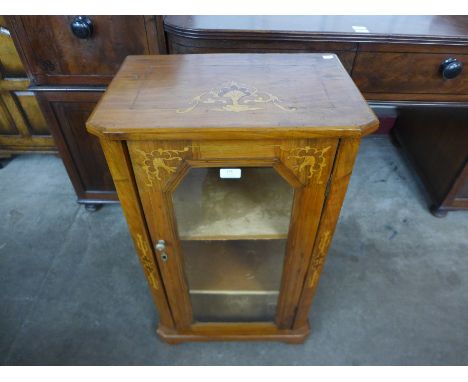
[143, 16, 168, 55]
[165, 33, 357, 73]
[8, 16, 152, 86]
[0, 91, 55, 152]
[164, 16, 468, 45]
[275, 138, 338, 328]
[36, 91, 117, 204]
[0, 17, 55, 154]
[157, 321, 310, 344]
[99, 138, 174, 329]
[293, 138, 361, 329]
[87, 54, 378, 139]
[164, 16, 468, 104]
[392, 107, 468, 214]
[352, 52, 468, 96]
[128, 140, 194, 329]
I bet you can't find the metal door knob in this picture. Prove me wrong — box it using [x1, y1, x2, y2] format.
[155, 240, 168, 262]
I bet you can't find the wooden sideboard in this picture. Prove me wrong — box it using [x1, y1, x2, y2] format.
[6, 15, 467, 215]
[162, 15, 468, 217]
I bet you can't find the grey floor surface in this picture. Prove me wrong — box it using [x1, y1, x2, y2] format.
[0, 136, 467, 365]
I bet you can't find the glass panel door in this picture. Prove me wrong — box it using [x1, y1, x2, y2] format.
[172, 166, 294, 322]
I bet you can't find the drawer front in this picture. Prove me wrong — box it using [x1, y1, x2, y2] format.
[14, 16, 151, 85]
[353, 52, 468, 97]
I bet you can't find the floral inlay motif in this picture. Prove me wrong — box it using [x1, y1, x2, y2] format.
[286, 146, 331, 183]
[137, 147, 190, 186]
[136, 233, 159, 291]
[176, 81, 297, 113]
[309, 230, 332, 288]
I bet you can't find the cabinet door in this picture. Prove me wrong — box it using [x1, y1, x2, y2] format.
[37, 91, 117, 203]
[128, 139, 338, 330]
[0, 90, 55, 152]
[0, 17, 55, 153]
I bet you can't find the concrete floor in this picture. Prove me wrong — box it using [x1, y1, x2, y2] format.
[0, 136, 467, 365]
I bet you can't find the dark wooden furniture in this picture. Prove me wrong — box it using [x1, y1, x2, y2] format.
[87, 54, 378, 343]
[7, 16, 468, 215]
[0, 16, 55, 160]
[393, 106, 468, 217]
[164, 15, 468, 216]
[6, 16, 166, 209]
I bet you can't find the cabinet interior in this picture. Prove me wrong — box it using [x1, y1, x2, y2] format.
[173, 167, 293, 322]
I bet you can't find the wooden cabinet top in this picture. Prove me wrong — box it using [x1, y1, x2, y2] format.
[164, 16, 468, 44]
[87, 54, 378, 140]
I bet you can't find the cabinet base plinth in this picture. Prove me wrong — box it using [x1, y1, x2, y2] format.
[156, 322, 310, 344]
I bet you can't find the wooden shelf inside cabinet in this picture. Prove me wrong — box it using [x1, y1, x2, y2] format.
[173, 167, 293, 241]
[182, 239, 285, 292]
[183, 239, 285, 322]
[86, 54, 378, 343]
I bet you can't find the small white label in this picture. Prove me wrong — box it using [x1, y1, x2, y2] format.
[220, 168, 241, 179]
[352, 25, 370, 33]
[322, 54, 334, 60]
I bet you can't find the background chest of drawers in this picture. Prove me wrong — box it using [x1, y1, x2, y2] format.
[5, 15, 468, 215]
[5, 16, 166, 208]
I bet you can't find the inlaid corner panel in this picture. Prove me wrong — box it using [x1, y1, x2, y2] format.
[127, 139, 338, 192]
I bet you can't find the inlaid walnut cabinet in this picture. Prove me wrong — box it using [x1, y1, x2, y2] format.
[87, 54, 378, 343]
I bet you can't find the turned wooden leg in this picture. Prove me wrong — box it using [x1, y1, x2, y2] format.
[84, 203, 103, 212]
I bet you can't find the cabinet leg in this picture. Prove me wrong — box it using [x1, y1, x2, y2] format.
[84, 203, 103, 212]
[389, 128, 402, 148]
[430, 205, 448, 218]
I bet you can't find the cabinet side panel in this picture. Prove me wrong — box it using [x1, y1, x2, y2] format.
[293, 138, 360, 330]
[275, 138, 339, 329]
[99, 138, 175, 329]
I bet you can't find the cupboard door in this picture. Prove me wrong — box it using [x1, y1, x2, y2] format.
[128, 139, 338, 330]
[0, 90, 55, 152]
[0, 17, 55, 153]
[37, 91, 117, 203]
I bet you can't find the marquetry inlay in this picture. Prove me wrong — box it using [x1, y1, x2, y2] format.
[283, 146, 331, 183]
[136, 147, 190, 186]
[136, 233, 159, 291]
[308, 230, 332, 287]
[176, 81, 296, 113]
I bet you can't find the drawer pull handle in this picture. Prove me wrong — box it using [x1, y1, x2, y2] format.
[155, 240, 168, 262]
[440, 58, 463, 80]
[70, 16, 93, 39]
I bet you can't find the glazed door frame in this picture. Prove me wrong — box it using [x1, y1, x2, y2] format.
[127, 138, 338, 331]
